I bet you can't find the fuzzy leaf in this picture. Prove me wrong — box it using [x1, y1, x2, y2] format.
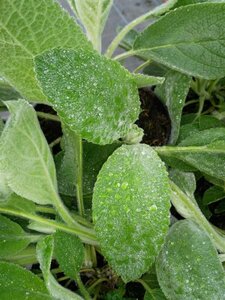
[156, 220, 225, 299]
[72, 0, 113, 50]
[0, 0, 91, 102]
[132, 74, 164, 88]
[37, 236, 83, 300]
[134, 3, 225, 79]
[0, 261, 51, 299]
[93, 144, 170, 282]
[35, 48, 140, 145]
[0, 100, 57, 205]
[0, 215, 33, 258]
[144, 289, 167, 300]
[157, 128, 225, 181]
[155, 70, 191, 144]
[54, 231, 84, 279]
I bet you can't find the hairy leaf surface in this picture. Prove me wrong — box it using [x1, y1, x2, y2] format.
[0, 100, 57, 205]
[155, 70, 191, 144]
[35, 48, 140, 144]
[37, 236, 83, 300]
[0, 0, 91, 102]
[156, 220, 225, 299]
[54, 231, 84, 279]
[0, 261, 51, 299]
[134, 3, 225, 79]
[72, 0, 113, 50]
[93, 144, 170, 282]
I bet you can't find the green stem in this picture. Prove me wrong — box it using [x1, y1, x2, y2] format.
[133, 60, 152, 73]
[36, 112, 60, 122]
[105, 0, 177, 58]
[49, 137, 61, 148]
[0, 206, 98, 246]
[135, 279, 154, 297]
[170, 180, 225, 253]
[155, 145, 225, 154]
[88, 278, 108, 293]
[76, 274, 92, 300]
[75, 134, 85, 217]
[113, 50, 140, 61]
[35, 206, 56, 214]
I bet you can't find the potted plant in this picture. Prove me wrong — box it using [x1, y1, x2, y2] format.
[0, 0, 225, 299]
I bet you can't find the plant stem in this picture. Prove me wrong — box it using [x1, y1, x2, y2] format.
[36, 111, 60, 122]
[0, 206, 98, 246]
[133, 60, 152, 73]
[170, 180, 225, 253]
[105, 0, 177, 58]
[113, 50, 140, 61]
[155, 145, 225, 154]
[76, 274, 92, 300]
[49, 137, 61, 148]
[75, 134, 85, 217]
[135, 279, 154, 297]
[88, 278, 108, 293]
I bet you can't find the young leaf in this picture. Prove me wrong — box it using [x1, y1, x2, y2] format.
[0, 193, 36, 215]
[0, 100, 57, 205]
[0, 0, 91, 102]
[134, 3, 225, 79]
[35, 48, 141, 145]
[203, 185, 225, 206]
[0, 214, 34, 258]
[0, 261, 51, 299]
[72, 0, 113, 51]
[93, 144, 171, 282]
[54, 231, 84, 279]
[155, 70, 191, 144]
[156, 220, 225, 299]
[132, 73, 164, 88]
[37, 235, 83, 300]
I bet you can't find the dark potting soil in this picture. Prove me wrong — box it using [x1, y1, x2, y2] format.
[136, 88, 171, 146]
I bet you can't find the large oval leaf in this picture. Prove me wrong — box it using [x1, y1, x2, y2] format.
[92, 144, 171, 282]
[134, 3, 225, 79]
[35, 48, 141, 145]
[156, 220, 225, 299]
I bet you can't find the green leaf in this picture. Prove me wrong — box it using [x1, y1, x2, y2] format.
[169, 169, 196, 203]
[132, 73, 164, 88]
[54, 231, 84, 279]
[72, 0, 113, 51]
[0, 79, 20, 102]
[144, 289, 167, 300]
[0, 214, 34, 258]
[134, 3, 225, 79]
[0, 261, 51, 299]
[157, 128, 225, 181]
[155, 70, 191, 144]
[37, 235, 83, 300]
[35, 48, 140, 145]
[0, 0, 91, 102]
[156, 220, 225, 300]
[203, 185, 225, 205]
[0, 100, 57, 205]
[0, 193, 36, 215]
[174, 0, 222, 8]
[93, 144, 170, 282]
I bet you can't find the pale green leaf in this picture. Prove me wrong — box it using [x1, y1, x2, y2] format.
[155, 70, 191, 144]
[93, 144, 170, 282]
[0, 79, 20, 102]
[203, 185, 225, 205]
[37, 235, 83, 300]
[0, 99, 58, 205]
[132, 73, 164, 88]
[35, 48, 140, 145]
[0, 0, 91, 102]
[0, 214, 33, 258]
[157, 128, 225, 181]
[0, 261, 51, 299]
[73, 0, 113, 51]
[144, 289, 167, 300]
[156, 220, 225, 299]
[54, 231, 84, 279]
[134, 3, 225, 79]
[0, 193, 36, 215]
